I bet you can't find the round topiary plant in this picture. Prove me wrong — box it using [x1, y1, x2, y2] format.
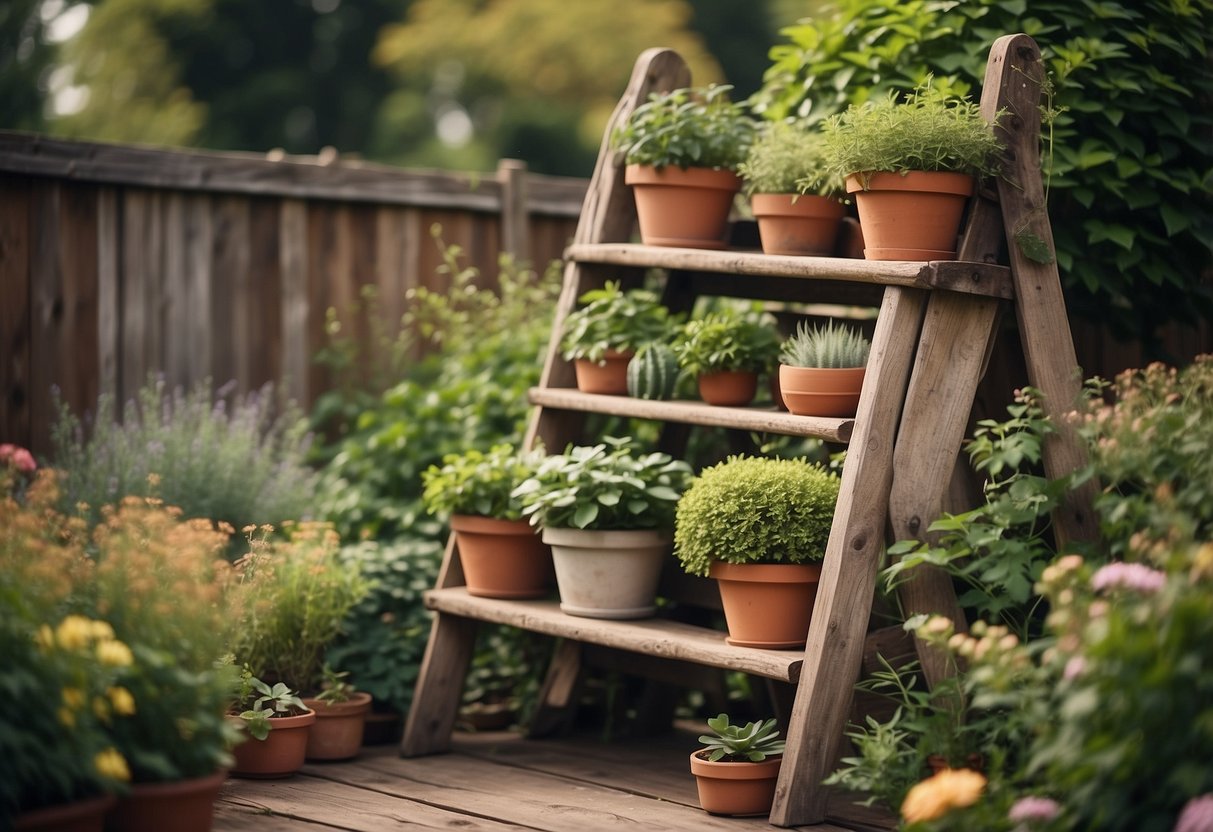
[674, 455, 841, 577]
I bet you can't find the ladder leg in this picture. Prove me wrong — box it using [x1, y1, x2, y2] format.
[525, 639, 583, 738]
[400, 612, 478, 757]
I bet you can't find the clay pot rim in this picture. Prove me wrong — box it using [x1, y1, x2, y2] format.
[689, 749, 784, 779]
[542, 526, 673, 548]
[450, 515, 536, 535]
[300, 691, 373, 717]
[625, 163, 742, 190]
[709, 562, 823, 582]
[845, 170, 975, 196]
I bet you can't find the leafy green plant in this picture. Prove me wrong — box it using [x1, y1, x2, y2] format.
[671, 310, 780, 376]
[313, 666, 356, 705]
[233, 670, 308, 741]
[421, 443, 541, 521]
[825, 706, 924, 811]
[674, 455, 840, 577]
[822, 80, 1002, 184]
[738, 121, 842, 196]
[612, 84, 756, 171]
[697, 713, 786, 762]
[779, 319, 871, 369]
[560, 280, 676, 364]
[513, 437, 692, 531]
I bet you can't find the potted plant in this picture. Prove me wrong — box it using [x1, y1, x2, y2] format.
[512, 437, 692, 619]
[671, 309, 780, 406]
[690, 713, 787, 816]
[613, 84, 756, 248]
[228, 668, 316, 777]
[739, 122, 848, 256]
[560, 280, 675, 395]
[778, 319, 871, 417]
[674, 455, 840, 648]
[822, 80, 1002, 260]
[422, 443, 552, 599]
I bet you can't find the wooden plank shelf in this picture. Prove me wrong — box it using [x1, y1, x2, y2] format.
[565, 242, 1015, 300]
[424, 587, 804, 683]
[528, 387, 855, 443]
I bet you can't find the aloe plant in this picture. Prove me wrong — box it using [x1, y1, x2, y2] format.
[780, 320, 870, 369]
[698, 713, 786, 762]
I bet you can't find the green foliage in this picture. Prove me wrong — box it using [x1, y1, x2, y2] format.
[779, 319, 870, 369]
[672, 310, 780, 375]
[824, 706, 926, 811]
[751, 0, 1213, 341]
[513, 437, 692, 531]
[626, 343, 680, 401]
[234, 673, 308, 742]
[698, 713, 786, 762]
[738, 121, 842, 196]
[821, 80, 1002, 181]
[674, 454, 840, 577]
[421, 443, 541, 521]
[612, 84, 756, 171]
[560, 280, 676, 364]
[50, 377, 319, 541]
[313, 666, 356, 705]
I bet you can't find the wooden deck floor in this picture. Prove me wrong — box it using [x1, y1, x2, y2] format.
[213, 728, 895, 831]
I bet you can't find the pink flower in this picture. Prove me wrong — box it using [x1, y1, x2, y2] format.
[1176, 794, 1213, 832]
[1063, 656, 1086, 681]
[0, 444, 36, 474]
[1008, 796, 1061, 824]
[1091, 562, 1166, 594]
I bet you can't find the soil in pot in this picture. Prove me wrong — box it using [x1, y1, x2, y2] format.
[625, 164, 741, 249]
[709, 562, 822, 649]
[689, 750, 783, 816]
[846, 171, 973, 261]
[300, 692, 373, 761]
[105, 769, 226, 832]
[450, 515, 552, 599]
[573, 350, 632, 395]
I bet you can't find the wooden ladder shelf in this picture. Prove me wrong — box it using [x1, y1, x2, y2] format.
[402, 34, 1095, 827]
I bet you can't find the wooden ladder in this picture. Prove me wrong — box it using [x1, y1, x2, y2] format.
[401, 34, 1096, 827]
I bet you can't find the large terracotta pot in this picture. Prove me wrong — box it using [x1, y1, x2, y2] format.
[625, 164, 741, 249]
[229, 709, 315, 779]
[751, 193, 846, 256]
[14, 794, 115, 832]
[846, 171, 974, 261]
[779, 364, 866, 418]
[573, 350, 632, 395]
[709, 562, 822, 649]
[541, 527, 672, 620]
[106, 769, 226, 832]
[690, 750, 783, 816]
[697, 370, 758, 407]
[300, 692, 373, 761]
[450, 515, 552, 599]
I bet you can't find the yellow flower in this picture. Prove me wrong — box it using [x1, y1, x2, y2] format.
[108, 686, 136, 716]
[93, 748, 131, 782]
[96, 639, 134, 667]
[56, 615, 95, 650]
[901, 768, 987, 823]
[88, 620, 115, 642]
[62, 686, 86, 710]
[35, 624, 55, 651]
[57, 706, 76, 728]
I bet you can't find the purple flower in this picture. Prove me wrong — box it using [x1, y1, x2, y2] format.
[1009, 796, 1061, 824]
[1091, 562, 1166, 594]
[1176, 794, 1213, 832]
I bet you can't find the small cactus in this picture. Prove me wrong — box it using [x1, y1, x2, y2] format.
[779, 320, 870, 369]
[627, 343, 679, 400]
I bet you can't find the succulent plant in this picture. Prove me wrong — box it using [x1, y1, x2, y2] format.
[780, 320, 870, 369]
[698, 713, 787, 762]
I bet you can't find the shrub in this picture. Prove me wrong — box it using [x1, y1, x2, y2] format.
[422, 443, 541, 521]
[738, 121, 841, 196]
[560, 280, 676, 364]
[612, 84, 755, 171]
[672, 310, 780, 376]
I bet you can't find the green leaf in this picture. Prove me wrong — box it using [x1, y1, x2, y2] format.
[573, 503, 599, 529]
[1015, 229, 1055, 264]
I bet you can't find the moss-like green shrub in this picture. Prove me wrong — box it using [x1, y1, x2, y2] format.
[674, 455, 840, 577]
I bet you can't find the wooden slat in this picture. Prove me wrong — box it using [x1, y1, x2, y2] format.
[161, 191, 190, 386]
[210, 195, 251, 388]
[399, 612, 479, 757]
[183, 193, 213, 387]
[248, 198, 283, 388]
[278, 199, 308, 404]
[96, 187, 119, 400]
[565, 243, 1014, 300]
[0, 177, 31, 446]
[27, 180, 61, 454]
[527, 388, 854, 443]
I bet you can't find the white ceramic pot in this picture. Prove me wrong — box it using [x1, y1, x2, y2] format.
[541, 527, 673, 619]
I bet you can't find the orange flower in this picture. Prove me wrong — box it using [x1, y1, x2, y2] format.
[901, 768, 987, 823]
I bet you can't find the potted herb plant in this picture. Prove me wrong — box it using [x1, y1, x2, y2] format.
[690, 713, 787, 816]
[822, 80, 1002, 260]
[298, 667, 372, 762]
[512, 437, 692, 619]
[560, 280, 675, 395]
[422, 443, 552, 599]
[228, 668, 316, 777]
[739, 122, 848, 256]
[778, 319, 871, 417]
[674, 455, 840, 648]
[671, 309, 780, 406]
[613, 84, 756, 249]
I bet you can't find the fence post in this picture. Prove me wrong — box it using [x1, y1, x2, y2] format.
[497, 158, 530, 265]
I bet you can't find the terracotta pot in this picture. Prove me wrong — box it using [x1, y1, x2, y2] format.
[14, 794, 115, 832]
[300, 691, 373, 761]
[229, 709, 315, 779]
[573, 350, 632, 395]
[697, 370, 758, 406]
[845, 171, 974, 261]
[709, 562, 822, 649]
[689, 750, 782, 816]
[450, 515, 552, 599]
[751, 193, 846, 256]
[625, 164, 741, 249]
[778, 364, 866, 418]
[106, 770, 226, 832]
[541, 527, 672, 619]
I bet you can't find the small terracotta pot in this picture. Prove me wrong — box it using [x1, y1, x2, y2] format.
[690, 750, 782, 816]
[542, 527, 672, 619]
[300, 691, 373, 761]
[14, 794, 115, 832]
[697, 370, 758, 406]
[751, 193, 846, 256]
[709, 562, 822, 649]
[229, 709, 315, 779]
[779, 364, 866, 418]
[573, 350, 633, 395]
[846, 171, 974, 261]
[106, 769, 226, 832]
[625, 164, 741, 249]
[450, 515, 552, 599]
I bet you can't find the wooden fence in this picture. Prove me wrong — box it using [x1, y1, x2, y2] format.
[0, 132, 584, 455]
